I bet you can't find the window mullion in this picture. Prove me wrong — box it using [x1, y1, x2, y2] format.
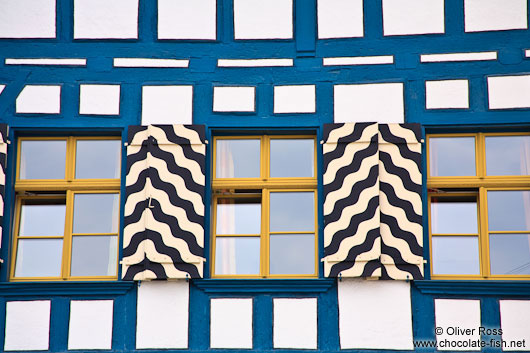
[262, 135, 269, 181]
[476, 133, 486, 178]
[478, 187, 490, 278]
[62, 190, 75, 280]
[262, 188, 270, 278]
[66, 137, 76, 182]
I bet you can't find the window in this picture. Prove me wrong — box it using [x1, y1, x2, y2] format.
[427, 132, 530, 279]
[211, 135, 318, 278]
[11, 137, 121, 281]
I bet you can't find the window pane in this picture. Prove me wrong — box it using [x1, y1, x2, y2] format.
[215, 237, 260, 275]
[270, 139, 314, 178]
[216, 198, 261, 234]
[432, 236, 480, 275]
[429, 137, 476, 176]
[76, 140, 121, 179]
[486, 135, 530, 175]
[488, 191, 530, 231]
[73, 193, 119, 234]
[70, 235, 117, 277]
[269, 234, 315, 275]
[19, 202, 65, 237]
[430, 196, 478, 234]
[15, 239, 63, 277]
[270, 192, 314, 232]
[20, 140, 66, 179]
[490, 233, 530, 275]
[216, 139, 260, 178]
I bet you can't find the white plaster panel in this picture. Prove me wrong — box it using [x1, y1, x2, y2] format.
[6, 58, 86, 66]
[382, 0, 444, 36]
[233, 0, 293, 39]
[488, 75, 530, 109]
[421, 52, 497, 62]
[274, 85, 316, 113]
[0, 85, 5, 95]
[218, 59, 294, 67]
[0, 0, 56, 38]
[79, 84, 121, 115]
[16, 85, 61, 114]
[213, 86, 255, 112]
[158, 0, 216, 40]
[142, 86, 193, 124]
[425, 79, 469, 109]
[210, 298, 253, 348]
[136, 281, 189, 349]
[113, 58, 189, 68]
[338, 279, 413, 350]
[334, 83, 404, 123]
[323, 55, 394, 66]
[273, 298, 317, 349]
[500, 300, 530, 351]
[464, 0, 527, 32]
[4, 300, 51, 351]
[68, 300, 113, 350]
[317, 0, 364, 39]
[435, 299, 481, 351]
[74, 0, 139, 39]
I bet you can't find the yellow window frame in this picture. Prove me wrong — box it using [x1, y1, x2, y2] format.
[427, 132, 530, 280]
[10, 136, 121, 281]
[211, 135, 318, 278]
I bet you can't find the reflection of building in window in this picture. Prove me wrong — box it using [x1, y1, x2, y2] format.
[427, 133, 530, 279]
[11, 137, 121, 281]
[211, 135, 317, 278]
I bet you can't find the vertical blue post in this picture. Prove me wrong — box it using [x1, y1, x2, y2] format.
[296, 0, 316, 57]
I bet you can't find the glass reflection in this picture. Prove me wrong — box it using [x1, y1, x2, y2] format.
[430, 196, 478, 234]
[216, 139, 260, 178]
[432, 236, 480, 275]
[215, 237, 260, 275]
[270, 192, 314, 232]
[76, 140, 121, 179]
[429, 137, 476, 176]
[20, 140, 66, 179]
[488, 191, 530, 231]
[216, 198, 261, 235]
[270, 139, 314, 178]
[20, 202, 65, 236]
[269, 234, 315, 275]
[15, 239, 63, 277]
[486, 135, 530, 176]
[70, 236, 117, 276]
[490, 233, 530, 275]
[73, 193, 119, 234]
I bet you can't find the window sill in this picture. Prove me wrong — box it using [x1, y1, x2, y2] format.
[193, 278, 335, 293]
[414, 280, 530, 296]
[0, 281, 135, 297]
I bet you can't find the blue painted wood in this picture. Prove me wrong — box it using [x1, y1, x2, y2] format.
[415, 281, 530, 296]
[0, 282, 135, 296]
[194, 279, 335, 293]
[295, 0, 316, 56]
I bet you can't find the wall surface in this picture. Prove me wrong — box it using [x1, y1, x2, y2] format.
[0, 0, 529, 352]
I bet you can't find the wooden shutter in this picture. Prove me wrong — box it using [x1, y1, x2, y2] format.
[0, 124, 7, 255]
[379, 124, 423, 280]
[122, 125, 206, 280]
[322, 123, 381, 278]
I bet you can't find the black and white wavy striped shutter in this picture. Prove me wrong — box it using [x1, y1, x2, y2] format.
[122, 125, 206, 280]
[379, 124, 423, 280]
[322, 123, 381, 278]
[0, 124, 8, 255]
